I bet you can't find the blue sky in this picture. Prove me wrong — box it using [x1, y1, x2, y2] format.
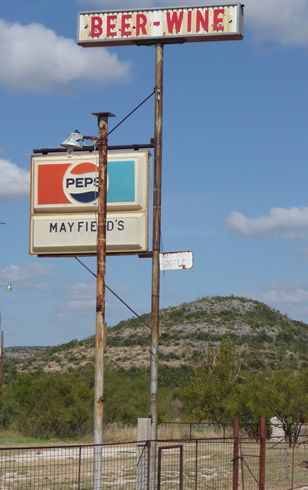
[1, 0, 308, 346]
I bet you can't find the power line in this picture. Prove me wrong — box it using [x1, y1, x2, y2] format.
[74, 89, 156, 345]
[74, 257, 151, 332]
[74, 257, 157, 362]
[108, 89, 155, 136]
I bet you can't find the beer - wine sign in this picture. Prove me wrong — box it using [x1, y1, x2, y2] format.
[78, 4, 244, 47]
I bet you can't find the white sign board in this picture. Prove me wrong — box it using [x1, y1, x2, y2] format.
[30, 150, 149, 255]
[78, 4, 244, 47]
[160, 251, 193, 271]
[30, 213, 147, 255]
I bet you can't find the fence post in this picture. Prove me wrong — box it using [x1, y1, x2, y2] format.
[259, 417, 266, 490]
[147, 441, 151, 490]
[137, 418, 152, 490]
[77, 445, 82, 490]
[179, 445, 184, 490]
[291, 440, 295, 490]
[233, 417, 239, 490]
[157, 447, 162, 490]
[195, 439, 198, 490]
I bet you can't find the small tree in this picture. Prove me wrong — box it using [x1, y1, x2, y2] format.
[234, 369, 308, 445]
[0, 371, 93, 438]
[185, 341, 240, 426]
[268, 369, 308, 445]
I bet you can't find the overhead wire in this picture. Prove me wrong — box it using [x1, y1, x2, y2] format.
[108, 89, 155, 136]
[74, 89, 158, 357]
[74, 256, 151, 332]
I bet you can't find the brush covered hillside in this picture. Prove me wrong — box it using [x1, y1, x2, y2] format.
[6, 296, 308, 373]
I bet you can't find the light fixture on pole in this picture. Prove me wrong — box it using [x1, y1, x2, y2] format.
[61, 130, 83, 150]
[61, 130, 97, 154]
[0, 282, 12, 292]
[61, 112, 114, 490]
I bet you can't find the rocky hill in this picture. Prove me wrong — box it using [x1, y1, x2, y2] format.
[6, 296, 308, 373]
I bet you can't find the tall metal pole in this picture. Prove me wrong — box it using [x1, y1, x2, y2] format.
[150, 42, 164, 486]
[259, 416, 266, 490]
[232, 417, 239, 490]
[92, 111, 114, 490]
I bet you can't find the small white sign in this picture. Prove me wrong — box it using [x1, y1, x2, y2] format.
[160, 251, 193, 271]
[30, 213, 147, 255]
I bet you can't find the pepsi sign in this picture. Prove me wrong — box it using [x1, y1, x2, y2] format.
[31, 151, 148, 213]
[63, 162, 99, 204]
[30, 150, 149, 255]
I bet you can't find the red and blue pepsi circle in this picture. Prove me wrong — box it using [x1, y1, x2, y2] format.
[63, 162, 99, 204]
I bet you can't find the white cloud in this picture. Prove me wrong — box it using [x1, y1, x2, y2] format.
[259, 283, 308, 321]
[227, 207, 308, 237]
[66, 282, 96, 311]
[262, 288, 308, 305]
[0, 263, 54, 290]
[79, 0, 308, 46]
[0, 159, 29, 198]
[65, 281, 129, 312]
[237, 282, 308, 321]
[0, 18, 131, 92]
[245, 0, 308, 46]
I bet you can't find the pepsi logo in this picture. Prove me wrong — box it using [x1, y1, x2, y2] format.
[63, 162, 99, 204]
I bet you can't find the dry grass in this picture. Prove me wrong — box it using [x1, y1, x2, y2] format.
[157, 422, 233, 440]
[0, 424, 137, 448]
[104, 423, 137, 442]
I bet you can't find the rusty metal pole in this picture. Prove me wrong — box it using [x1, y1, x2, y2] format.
[259, 416, 266, 490]
[149, 42, 164, 489]
[233, 417, 239, 490]
[92, 111, 114, 490]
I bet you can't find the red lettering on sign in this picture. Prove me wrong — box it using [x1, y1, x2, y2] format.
[91, 16, 103, 38]
[213, 8, 225, 32]
[196, 9, 209, 33]
[106, 15, 117, 37]
[187, 10, 192, 33]
[166, 10, 184, 34]
[136, 13, 147, 36]
[121, 13, 132, 36]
